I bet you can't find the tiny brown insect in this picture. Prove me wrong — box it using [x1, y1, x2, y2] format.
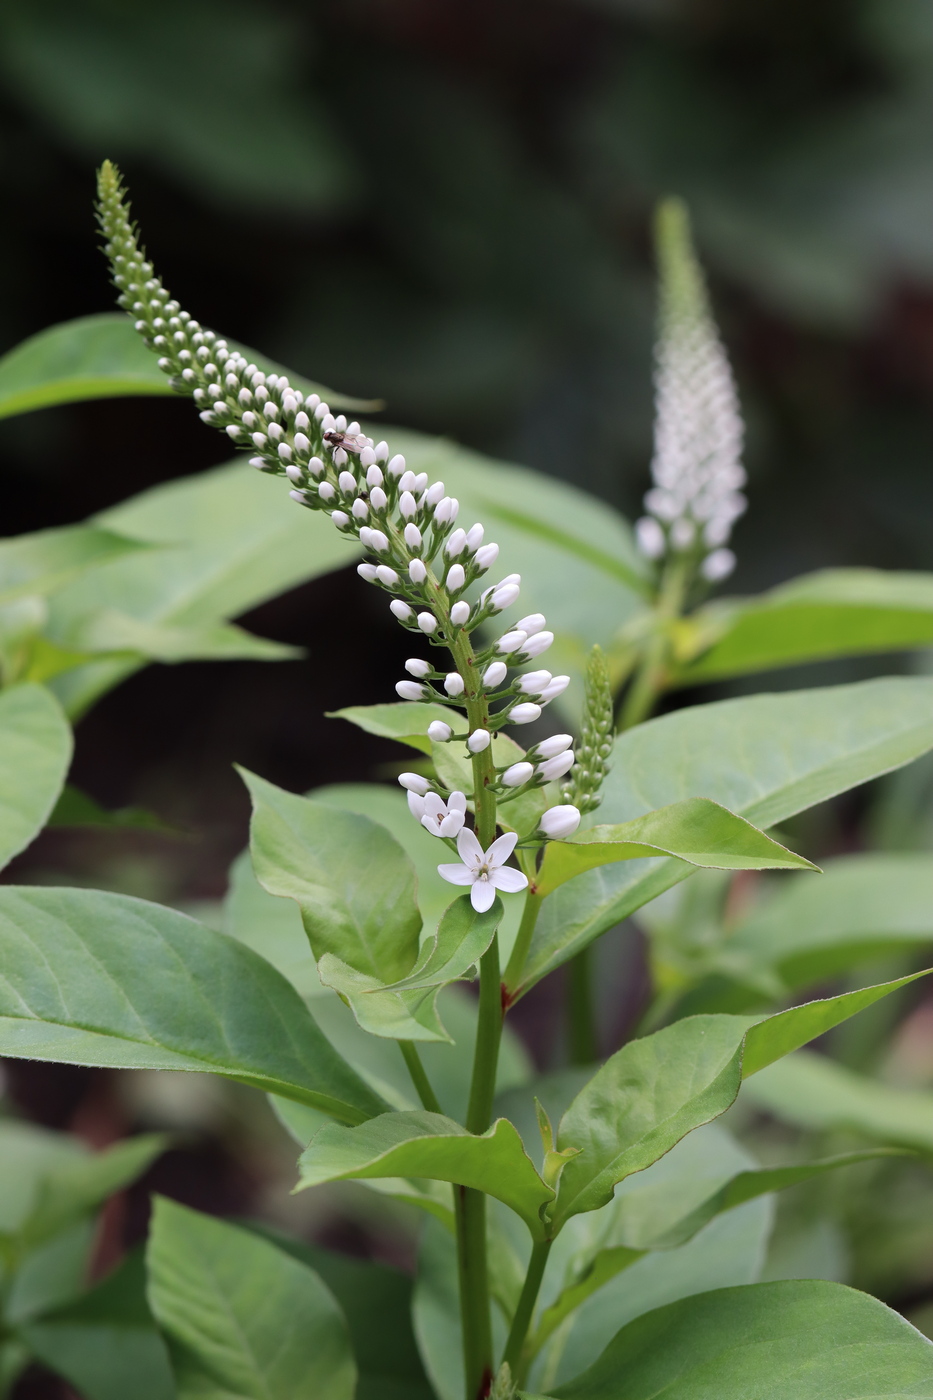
[323, 429, 369, 455]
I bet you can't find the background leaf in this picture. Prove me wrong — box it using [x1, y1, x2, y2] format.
[147, 1198, 356, 1400]
[0, 683, 72, 872]
[330, 701, 457, 755]
[0, 523, 150, 606]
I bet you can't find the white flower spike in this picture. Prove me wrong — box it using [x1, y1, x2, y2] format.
[438, 829, 529, 912]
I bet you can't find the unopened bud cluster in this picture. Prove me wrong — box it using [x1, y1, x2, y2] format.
[635, 201, 746, 585]
[97, 162, 583, 864]
[563, 645, 613, 815]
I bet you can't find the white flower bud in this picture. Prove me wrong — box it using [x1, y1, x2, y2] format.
[409, 559, 427, 583]
[374, 441, 389, 461]
[227, 425, 243, 440]
[339, 471, 356, 492]
[314, 403, 329, 420]
[671, 517, 696, 549]
[467, 729, 491, 752]
[510, 703, 542, 725]
[425, 481, 445, 506]
[539, 804, 581, 839]
[538, 676, 571, 703]
[267, 422, 283, 441]
[503, 762, 534, 787]
[414, 473, 429, 492]
[407, 789, 426, 819]
[445, 528, 467, 557]
[264, 402, 279, 420]
[446, 563, 466, 591]
[427, 720, 452, 742]
[398, 772, 431, 795]
[366, 464, 383, 486]
[404, 523, 423, 549]
[387, 454, 406, 477]
[535, 733, 573, 759]
[251, 433, 267, 449]
[308, 456, 325, 476]
[295, 411, 310, 430]
[249, 457, 266, 470]
[360, 447, 376, 467]
[398, 470, 417, 491]
[400, 491, 417, 518]
[376, 565, 398, 586]
[417, 611, 437, 634]
[496, 630, 527, 654]
[444, 672, 465, 696]
[520, 630, 553, 659]
[473, 543, 499, 569]
[318, 481, 335, 500]
[289, 490, 307, 504]
[434, 496, 455, 524]
[369, 530, 389, 552]
[357, 563, 378, 582]
[293, 433, 310, 453]
[538, 751, 575, 782]
[397, 680, 426, 700]
[285, 465, 303, 483]
[465, 523, 484, 550]
[516, 614, 546, 634]
[359, 527, 373, 547]
[370, 486, 387, 510]
[331, 510, 350, 528]
[450, 602, 470, 626]
[405, 658, 431, 677]
[701, 548, 736, 581]
[483, 661, 507, 688]
[352, 498, 369, 519]
[390, 600, 412, 620]
[333, 448, 348, 467]
[491, 582, 520, 611]
[520, 669, 552, 695]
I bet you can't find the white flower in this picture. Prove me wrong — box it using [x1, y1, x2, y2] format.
[417, 790, 467, 839]
[438, 829, 529, 911]
[539, 804, 581, 839]
[510, 702, 541, 724]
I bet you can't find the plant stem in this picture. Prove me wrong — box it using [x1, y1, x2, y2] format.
[617, 558, 689, 732]
[502, 889, 543, 997]
[501, 1239, 552, 1382]
[567, 943, 598, 1064]
[466, 934, 503, 1135]
[455, 1186, 494, 1400]
[399, 1041, 443, 1113]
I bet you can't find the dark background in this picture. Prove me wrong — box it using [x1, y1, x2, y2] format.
[0, 2, 932, 1388]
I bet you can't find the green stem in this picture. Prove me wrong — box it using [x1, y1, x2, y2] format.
[501, 1239, 552, 1383]
[502, 889, 544, 998]
[567, 943, 598, 1064]
[466, 934, 503, 1135]
[399, 1041, 443, 1113]
[617, 559, 690, 732]
[455, 1186, 494, 1400]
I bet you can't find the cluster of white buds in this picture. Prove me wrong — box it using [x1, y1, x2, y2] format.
[634, 200, 746, 585]
[97, 162, 583, 904]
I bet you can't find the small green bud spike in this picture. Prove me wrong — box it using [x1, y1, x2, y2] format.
[489, 1362, 516, 1400]
[563, 644, 613, 815]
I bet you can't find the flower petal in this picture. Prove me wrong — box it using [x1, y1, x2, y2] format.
[456, 827, 485, 868]
[422, 814, 443, 837]
[448, 791, 468, 814]
[423, 792, 446, 818]
[470, 879, 497, 912]
[438, 862, 475, 886]
[440, 812, 465, 838]
[407, 791, 426, 820]
[492, 866, 529, 893]
[486, 831, 518, 867]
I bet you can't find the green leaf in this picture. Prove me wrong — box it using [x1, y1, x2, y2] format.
[242, 767, 421, 982]
[69, 607, 301, 662]
[0, 683, 72, 872]
[46, 457, 354, 718]
[0, 523, 151, 606]
[0, 885, 385, 1124]
[519, 677, 933, 996]
[672, 568, 933, 684]
[552, 972, 927, 1231]
[20, 1249, 174, 1400]
[548, 1280, 933, 1398]
[535, 798, 816, 897]
[722, 853, 933, 993]
[329, 701, 458, 754]
[14, 1133, 167, 1251]
[744, 1049, 933, 1151]
[47, 784, 175, 834]
[0, 313, 374, 422]
[297, 1111, 554, 1239]
[147, 1197, 355, 1400]
[384, 894, 502, 992]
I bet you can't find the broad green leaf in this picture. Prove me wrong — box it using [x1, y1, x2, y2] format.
[548, 1280, 933, 1398]
[535, 798, 815, 897]
[744, 1049, 933, 1151]
[672, 568, 933, 684]
[0, 1120, 88, 1237]
[0, 523, 150, 606]
[242, 768, 421, 982]
[384, 894, 502, 992]
[0, 683, 72, 872]
[722, 853, 933, 992]
[147, 1197, 355, 1400]
[297, 1110, 554, 1239]
[21, 1249, 174, 1400]
[0, 313, 373, 421]
[519, 677, 933, 996]
[0, 886, 385, 1124]
[47, 458, 354, 717]
[552, 972, 927, 1231]
[4, 1222, 94, 1327]
[47, 784, 174, 834]
[329, 701, 457, 754]
[12, 1133, 166, 1250]
[69, 607, 301, 662]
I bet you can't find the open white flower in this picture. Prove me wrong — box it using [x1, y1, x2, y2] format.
[413, 790, 467, 839]
[438, 829, 529, 912]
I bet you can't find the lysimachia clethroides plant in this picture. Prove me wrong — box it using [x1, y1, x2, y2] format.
[2, 162, 929, 1400]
